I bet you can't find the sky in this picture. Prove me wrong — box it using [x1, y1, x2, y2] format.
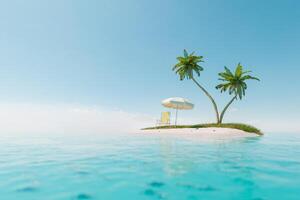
[0, 0, 300, 133]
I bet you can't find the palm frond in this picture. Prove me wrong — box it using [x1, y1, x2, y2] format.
[183, 49, 188, 57]
[216, 63, 259, 99]
[241, 75, 260, 81]
[173, 50, 205, 80]
[235, 63, 243, 78]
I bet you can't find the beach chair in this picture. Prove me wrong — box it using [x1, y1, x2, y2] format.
[156, 111, 171, 126]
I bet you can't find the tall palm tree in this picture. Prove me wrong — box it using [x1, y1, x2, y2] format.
[173, 50, 220, 123]
[216, 63, 259, 124]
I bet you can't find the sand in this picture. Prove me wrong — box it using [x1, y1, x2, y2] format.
[139, 128, 259, 142]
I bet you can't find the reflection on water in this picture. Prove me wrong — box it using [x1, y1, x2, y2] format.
[158, 134, 262, 177]
[159, 138, 196, 176]
[0, 133, 299, 200]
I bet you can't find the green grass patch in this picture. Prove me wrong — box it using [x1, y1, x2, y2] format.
[142, 123, 262, 135]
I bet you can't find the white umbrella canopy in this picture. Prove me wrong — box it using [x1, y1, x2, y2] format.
[162, 97, 194, 110]
[161, 97, 194, 125]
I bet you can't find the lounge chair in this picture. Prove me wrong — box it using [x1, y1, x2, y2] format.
[156, 111, 171, 126]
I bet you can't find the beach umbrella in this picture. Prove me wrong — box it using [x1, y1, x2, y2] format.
[161, 97, 194, 125]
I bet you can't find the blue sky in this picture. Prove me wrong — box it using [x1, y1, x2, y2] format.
[0, 0, 300, 132]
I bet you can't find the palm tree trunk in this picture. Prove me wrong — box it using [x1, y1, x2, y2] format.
[219, 95, 237, 124]
[191, 77, 220, 123]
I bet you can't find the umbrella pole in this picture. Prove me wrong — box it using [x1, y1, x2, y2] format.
[175, 107, 178, 126]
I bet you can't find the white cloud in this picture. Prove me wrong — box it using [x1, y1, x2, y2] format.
[0, 103, 154, 135]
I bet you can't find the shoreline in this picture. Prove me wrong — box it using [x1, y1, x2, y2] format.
[140, 127, 260, 142]
[142, 123, 262, 135]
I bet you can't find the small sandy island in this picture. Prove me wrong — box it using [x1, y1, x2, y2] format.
[140, 127, 259, 142]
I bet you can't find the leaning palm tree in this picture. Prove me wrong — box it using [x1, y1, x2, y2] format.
[216, 63, 259, 124]
[173, 50, 220, 123]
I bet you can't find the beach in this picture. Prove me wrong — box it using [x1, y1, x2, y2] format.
[140, 127, 259, 142]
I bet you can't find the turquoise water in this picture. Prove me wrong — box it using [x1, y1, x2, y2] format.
[0, 132, 299, 200]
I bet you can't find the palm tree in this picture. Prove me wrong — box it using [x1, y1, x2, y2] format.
[216, 63, 259, 124]
[173, 50, 220, 123]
